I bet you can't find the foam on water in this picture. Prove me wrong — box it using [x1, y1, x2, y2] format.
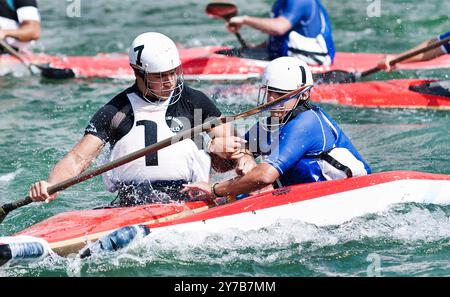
[0, 169, 22, 184]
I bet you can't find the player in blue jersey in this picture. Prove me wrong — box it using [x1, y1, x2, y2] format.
[227, 0, 335, 66]
[182, 57, 371, 200]
[0, 0, 41, 53]
[378, 31, 450, 71]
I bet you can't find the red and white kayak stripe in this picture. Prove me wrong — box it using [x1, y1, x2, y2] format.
[148, 171, 450, 232]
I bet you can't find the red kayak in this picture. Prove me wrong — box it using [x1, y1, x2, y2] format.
[1, 170, 449, 266]
[312, 79, 450, 109]
[1, 46, 450, 80]
[217, 79, 450, 109]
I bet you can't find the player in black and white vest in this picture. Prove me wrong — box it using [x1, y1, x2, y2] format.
[0, 0, 41, 52]
[28, 32, 251, 206]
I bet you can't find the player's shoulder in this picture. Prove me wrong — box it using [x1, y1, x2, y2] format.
[103, 84, 137, 109]
[181, 85, 211, 104]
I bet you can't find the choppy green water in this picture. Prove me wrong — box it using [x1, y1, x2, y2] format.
[0, 0, 449, 277]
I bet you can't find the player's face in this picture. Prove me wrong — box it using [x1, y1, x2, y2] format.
[145, 68, 178, 99]
[267, 90, 297, 119]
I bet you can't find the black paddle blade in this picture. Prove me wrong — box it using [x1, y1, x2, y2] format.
[0, 207, 7, 224]
[0, 202, 16, 223]
[409, 81, 450, 98]
[0, 203, 15, 224]
[313, 70, 357, 85]
[0, 244, 12, 267]
[0, 197, 33, 224]
[37, 64, 76, 79]
[206, 2, 238, 20]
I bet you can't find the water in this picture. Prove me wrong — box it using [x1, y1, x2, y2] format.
[0, 0, 449, 277]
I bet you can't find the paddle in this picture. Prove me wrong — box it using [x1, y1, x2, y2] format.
[314, 35, 450, 84]
[0, 39, 75, 79]
[205, 2, 248, 49]
[0, 84, 312, 224]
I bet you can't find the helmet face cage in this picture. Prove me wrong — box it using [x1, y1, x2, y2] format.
[257, 84, 309, 133]
[138, 65, 184, 106]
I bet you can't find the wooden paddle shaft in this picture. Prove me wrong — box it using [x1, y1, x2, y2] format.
[360, 35, 450, 78]
[0, 39, 33, 71]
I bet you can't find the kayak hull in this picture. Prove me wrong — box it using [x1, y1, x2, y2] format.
[311, 79, 450, 109]
[1, 46, 450, 80]
[3, 170, 449, 258]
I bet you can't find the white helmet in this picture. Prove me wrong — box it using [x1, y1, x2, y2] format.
[262, 56, 313, 91]
[129, 32, 184, 104]
[129, 32, 181, 73]
[258, 57, 314, 132]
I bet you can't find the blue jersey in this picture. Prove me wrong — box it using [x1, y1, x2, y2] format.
[268, 0, 335, 63]
[439, 31, 450, 54]
[245, 105, 371, 186]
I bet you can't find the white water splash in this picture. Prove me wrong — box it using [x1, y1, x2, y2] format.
[124, 203, 450, 274]
[0, 169, 22, 184]
[0, 65, 29, 78]
[209, 84, 258, 106]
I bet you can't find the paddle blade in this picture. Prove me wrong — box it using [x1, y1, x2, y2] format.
[313, 70, 357, 85]
[205, 2, 238, 20]
[36, 64, 76, 79]
[0, 197, 33, 224]
[0, 236, 50, 267]
[409, 80, 450, 98]
[79, 225, 150, 259]
[0, 244, 12, 267]
[0, 207, 6, 224]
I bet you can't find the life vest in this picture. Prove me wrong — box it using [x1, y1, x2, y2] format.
[102, 91, 211, 193]
[292, 102, 368, 180]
